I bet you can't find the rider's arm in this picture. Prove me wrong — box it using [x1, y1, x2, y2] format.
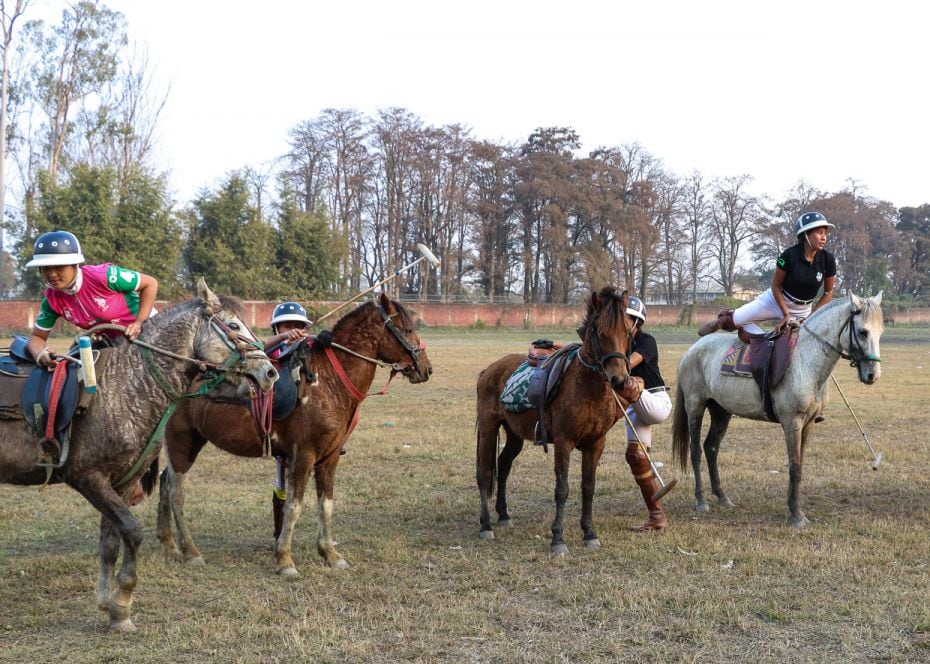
[771, 267, 791, 320]
[630, 351, 644, 369]
[812, 275, 836, 313]
[26, 328, 56, 368]
[124, 273, 158, 341]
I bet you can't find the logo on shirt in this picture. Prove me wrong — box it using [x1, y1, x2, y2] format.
[777, 257, 786, 268]
[63, 307, 74, 321]
[94, 296, 109, 310]
[816, 272, 823, 282]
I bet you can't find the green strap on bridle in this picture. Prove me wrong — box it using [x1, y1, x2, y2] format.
[113, 347, 236, 489]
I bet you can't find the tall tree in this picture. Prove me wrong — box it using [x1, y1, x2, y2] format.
[23, 0, 127, 184]
[469, 139, 517, 299]
[896, 204, 930, 300]
[706, 175, 760, 296]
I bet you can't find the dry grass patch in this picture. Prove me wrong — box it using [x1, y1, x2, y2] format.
[1, 329, 928, 662]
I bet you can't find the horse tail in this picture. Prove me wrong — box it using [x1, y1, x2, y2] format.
[671, 383, 690, 474]
[140, 457, 159, 499]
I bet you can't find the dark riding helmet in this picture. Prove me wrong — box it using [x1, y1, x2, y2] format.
[626, 296, 646, 325]
[25, 230, 85, 268]
[794, 212, 835, 237]
[270, 301, 310, 330]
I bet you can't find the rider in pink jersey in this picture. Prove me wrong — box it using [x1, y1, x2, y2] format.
[25, 230, 159, 369]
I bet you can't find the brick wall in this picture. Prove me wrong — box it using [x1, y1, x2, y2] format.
[4, 300, 927, 332]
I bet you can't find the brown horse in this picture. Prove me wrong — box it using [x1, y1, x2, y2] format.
[0, 279, 278, 631]
[476, 286, 633, 555]
[157, 293, 432, 575]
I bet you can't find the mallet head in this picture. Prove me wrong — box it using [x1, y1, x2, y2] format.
[871, 452, 883, 471]
[416, 243, 441, 267]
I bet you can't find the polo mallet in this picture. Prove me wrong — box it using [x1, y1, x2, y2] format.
[315, 243, 441, 326]
[830, 374, 883, 470]
[613, 391, 678, 501]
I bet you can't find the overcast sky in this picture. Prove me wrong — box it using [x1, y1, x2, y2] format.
[64, 0, 928, 207]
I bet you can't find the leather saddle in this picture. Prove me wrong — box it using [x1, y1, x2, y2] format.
[0, 337, 108, 468]
[527, 343, 581, 450]
[720, 326, 798, 422]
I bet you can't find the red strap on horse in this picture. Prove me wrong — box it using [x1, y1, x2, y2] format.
[44, 361, 69, 441]
[324, 346, 366, 401]
[250, 387, 274, 456]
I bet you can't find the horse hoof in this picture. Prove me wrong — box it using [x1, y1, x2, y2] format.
[550, 543, 569, 557]
[497, 519, 513, 528]
[185, 556, 206, 566]
[719, 497, 736, 509]
[331, 559, 350, 570]
[277, 566, 300, 578]
[696, 502, 710, 513]
[788, 515, 810, 529]
[109, 618, 137, 633]
[583, 538, 601, 550]
[479, 530, 495, 540]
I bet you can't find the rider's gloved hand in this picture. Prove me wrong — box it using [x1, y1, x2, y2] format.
[35, 347, 60, 370]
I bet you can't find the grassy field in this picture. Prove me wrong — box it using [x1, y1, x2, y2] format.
[1, 327, 928, 662]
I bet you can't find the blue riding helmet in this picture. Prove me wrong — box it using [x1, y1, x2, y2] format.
[270, 301, 310, 329]
[25, 230, 85, 268]
[794, 212, 835, 237]
[626, 296, 646, 324]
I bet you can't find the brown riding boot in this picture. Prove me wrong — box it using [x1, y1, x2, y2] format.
[272, 490, 285, 539]
[698, 309, 736, 336]
[625, 442, 668, 532]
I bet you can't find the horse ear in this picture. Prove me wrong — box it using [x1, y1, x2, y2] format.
[589, 289, 600, 310]
[871, 290, 883, 306]
[196, 277, 222, 312]
[849, 292, 862, 310]
[379, 291, 393, 313]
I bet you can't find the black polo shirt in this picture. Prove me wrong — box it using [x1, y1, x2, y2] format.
[630, 330, 665, 391]
[776, 244, 837, 302]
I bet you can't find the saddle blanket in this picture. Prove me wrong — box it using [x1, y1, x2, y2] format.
[720, 341, 753, 377]
[500, 361, 535, 412]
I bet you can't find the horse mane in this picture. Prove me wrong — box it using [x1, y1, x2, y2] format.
[577, 286, 629, 338]
[161, 293, 244, 319]
[330, 297, 415, 336]
[806, 292, 883, 332]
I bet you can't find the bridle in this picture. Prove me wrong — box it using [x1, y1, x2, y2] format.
[577, 318, 632, 378]
[376, 303, 426, 376]
[803, 306, 882, 369]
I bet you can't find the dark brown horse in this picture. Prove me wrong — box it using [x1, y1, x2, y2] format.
[157, 293, 432, 575]
[476, 286, 633, 555]
[0, 279, 278, 631]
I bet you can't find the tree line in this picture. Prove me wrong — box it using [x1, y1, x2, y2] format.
[2, 2, 929, 307]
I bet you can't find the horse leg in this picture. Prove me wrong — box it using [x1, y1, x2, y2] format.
[166, 467, 205, 564]
[276, 449, 313, 577]
[74, 474, 143, 632]
[476, 417, 501, 540]
[155, 466, 180, 558]
[688, 409, 710, 513]
[495, 427, 523, 527]
[314, 456, 349, 569]
[705, 402, 735, 509]
[580, 438, 605, 548]
[784, 419, 810, 528]
[549, 443, 571, 556]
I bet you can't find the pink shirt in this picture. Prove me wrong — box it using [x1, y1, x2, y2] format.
[35, 263, 142, 332]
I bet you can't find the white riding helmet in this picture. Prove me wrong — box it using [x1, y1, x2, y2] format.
[626, 295, 646, 324]
[25, 230, 85, 268]
[270, 301, 310, 329]
[794, 212, 835, 237]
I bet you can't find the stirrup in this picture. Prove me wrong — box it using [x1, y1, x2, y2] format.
[36, 436, 70, 469]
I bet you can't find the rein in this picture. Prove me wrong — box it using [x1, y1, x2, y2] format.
[577, 320, 632, 378]
[802, 307, 882, 368]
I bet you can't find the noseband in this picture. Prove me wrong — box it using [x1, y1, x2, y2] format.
[578, 320, 631, 377]
[377, 303, 426, 375]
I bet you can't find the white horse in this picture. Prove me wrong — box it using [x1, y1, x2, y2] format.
[671, 292, 884, 528]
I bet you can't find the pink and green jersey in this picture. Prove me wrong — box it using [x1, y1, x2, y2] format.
[35, 263, 143, 332]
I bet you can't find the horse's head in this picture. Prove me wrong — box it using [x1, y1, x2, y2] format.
[577, 286, 633, 392]
[192, 278, 279, 394]
[846, 291, 884, 385]
[373, 293, 432, 384]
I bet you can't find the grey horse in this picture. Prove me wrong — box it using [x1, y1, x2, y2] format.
[672, 292, 884, 528]
[0, 278, 278, 631]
